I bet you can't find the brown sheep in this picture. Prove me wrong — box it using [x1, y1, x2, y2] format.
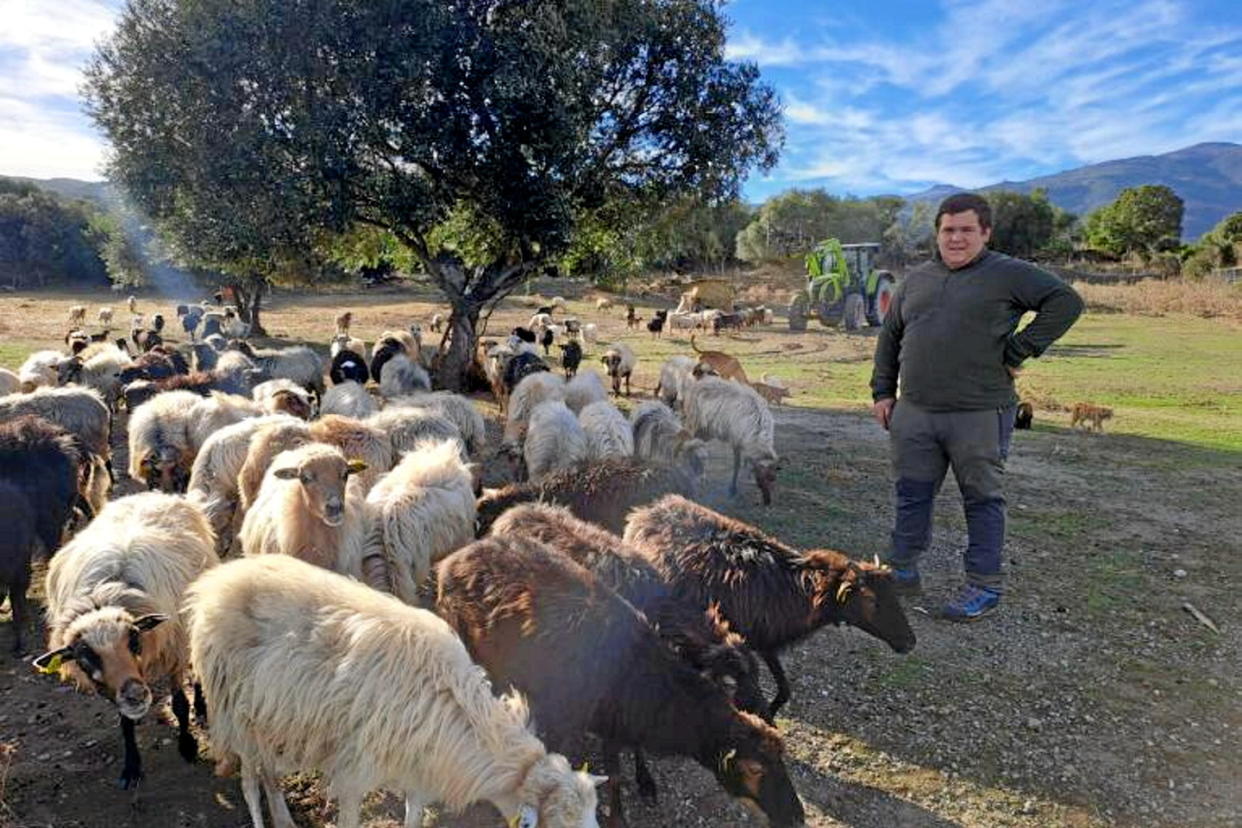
[436, 535, 805, 828]
[623, 495, 916, 717]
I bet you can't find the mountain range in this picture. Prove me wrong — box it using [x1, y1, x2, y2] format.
[12, 142, 1242, 241]
[904, 142, 1242, 240]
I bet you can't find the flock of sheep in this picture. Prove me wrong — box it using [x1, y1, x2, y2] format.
[0, 292, 917, 828]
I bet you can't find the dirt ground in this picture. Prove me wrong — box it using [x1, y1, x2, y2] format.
[1, 285, 1240, 827]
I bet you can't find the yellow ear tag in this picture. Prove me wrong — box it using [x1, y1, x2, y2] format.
[576, 761, 589, 774]
[38, 654, 63, 675]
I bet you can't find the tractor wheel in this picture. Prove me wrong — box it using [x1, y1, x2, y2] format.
[843, 293, 866, 331]
[788, 294, 808, 331]
[817, 298, 840, 328]
[867, 273, 895, 326]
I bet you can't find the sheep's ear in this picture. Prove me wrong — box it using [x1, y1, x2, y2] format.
[273, 467, 299, 480]
[133, 614, 168, 632]
[32, 646, 75, 674]
[346, 459, 368, 475]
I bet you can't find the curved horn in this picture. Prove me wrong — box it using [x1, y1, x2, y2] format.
[836, 581, 854, 605]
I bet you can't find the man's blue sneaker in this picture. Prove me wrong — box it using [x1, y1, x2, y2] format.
[941, 585, 1000, 621]
[888, 566, 922, 596]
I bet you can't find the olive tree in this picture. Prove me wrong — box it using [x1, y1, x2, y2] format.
[85, 0, 782, 386]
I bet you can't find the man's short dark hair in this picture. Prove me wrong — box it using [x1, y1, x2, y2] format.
[936, 193, 992, 231]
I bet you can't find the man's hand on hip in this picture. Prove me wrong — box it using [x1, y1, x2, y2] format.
[873, 398, 896, 430]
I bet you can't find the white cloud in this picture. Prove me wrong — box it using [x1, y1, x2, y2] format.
[0, 96, 107, 179]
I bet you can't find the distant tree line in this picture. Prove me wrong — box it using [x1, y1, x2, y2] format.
[0, 178, 110, 289]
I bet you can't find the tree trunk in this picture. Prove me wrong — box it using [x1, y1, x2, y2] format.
[438, 302, 481, 392]
[230, 277, 268, 337]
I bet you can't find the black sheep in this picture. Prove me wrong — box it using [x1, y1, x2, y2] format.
[624, 495, 916, 717]
[536, 304, 555, 316]
[511, 326, 537, 343]
[646, 315, 665, 338]
[502, 351, 549, 394]
[540, 326, 554, 355]
[189, 342, 218, 372]
[150, 313, 165, 333]
[369, 339, 404, 387]
[330, 348, 370, 385]
[132, 329, 163, 352]
[181, 307, 203, 340]
[0, 482, 38, 654]
[199, 315, 222, 339]
[559, 340, 582, 379]
[436, 535, 805, 828]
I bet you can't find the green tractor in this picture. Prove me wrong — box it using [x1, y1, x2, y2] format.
[788, 239, 896, 332]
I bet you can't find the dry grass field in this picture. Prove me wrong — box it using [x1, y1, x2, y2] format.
[0, 279, 1240, 827]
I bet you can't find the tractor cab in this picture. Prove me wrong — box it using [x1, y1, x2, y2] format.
[789, 239, 895, 331]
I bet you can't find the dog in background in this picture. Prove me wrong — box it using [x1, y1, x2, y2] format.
[646, 309, 667, 339]
[626, 305, 642, 329]
[690, 334, 749, 384]
[1070, 402, 1113, 432]
[750, 374, 791, 406]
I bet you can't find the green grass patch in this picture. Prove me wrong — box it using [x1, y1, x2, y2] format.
[873, 655, 931, 689]
[1082, 548, 1146, 615]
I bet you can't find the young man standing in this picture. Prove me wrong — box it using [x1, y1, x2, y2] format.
[870, 193, 1083, 620]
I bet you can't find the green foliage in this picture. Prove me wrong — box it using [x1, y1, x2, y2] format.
[1084, 185, 1184, 257]
[985, 189, 1055, 258]
[735, 190, 902, 263]
[0, 178, 110, 288]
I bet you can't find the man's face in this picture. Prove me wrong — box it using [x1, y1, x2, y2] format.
[937, 210, 991, 269]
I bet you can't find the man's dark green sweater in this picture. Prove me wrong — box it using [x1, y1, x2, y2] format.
[870, 250, 1083, 411]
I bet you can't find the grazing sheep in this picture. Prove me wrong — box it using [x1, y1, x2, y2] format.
[54, 344, 132, 406]
[251, 379, 313, 420]
[18, 349, 64, 391]
[578, 400, 634, 461]
[0, 368, 19, 397]
[655, 355, 696, 410]
[379, 352, 431, 399]
[185, 555, 603, 828]
[630, 401, 708, 485]
[600, 343, 636, 397]
[436, 535, 805, 828]
[97, 307, 114, 325]
[595, 297, 613, 311]
[683, 376, 779, 505]
[551, 296, 566, 310]
[564, 370, 607, 415]
[307, 414, 393, 494]
[329, 333, 367, 359]
[126, 390, 199, 492]
[503, 371, 565, 447]
[369, 406, 463, 464]
[581, 323, 598, 344]
[559, 339, 582, 379]
[329, 347, 370, 386]
[225, 341, 325, 396]
[624, 495, 917, 717]
[335, 310, 352, 335]
[188, 414, 296, 553]
[367, 440, 476, 602]
[540, 327, 555, 355]
[386, 391, 486, 457]
[524, 401, 588, 482]
[488, 503, 767, 718]
[320, 380, 378, 419]
[476, 458, 695, 537]
[68, 305, 87, 326]
[34, 492, 217, 789]
[239, 443, 374, 579]
[668, 311, 697, 331]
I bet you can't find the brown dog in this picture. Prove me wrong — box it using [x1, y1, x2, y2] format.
[690, 335, 749, 384]
[750, 374, 791, 406]
[1070, 403, 1113, 432]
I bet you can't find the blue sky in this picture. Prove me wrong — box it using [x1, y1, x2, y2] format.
[1, 0, 1239, 200]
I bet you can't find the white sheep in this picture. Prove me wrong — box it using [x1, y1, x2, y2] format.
[503, 371, 566, 447]
[308, 414, 393, 496]
[251, 378, 313, 420]
[55, 343, 132, 406]
[35, 492, 217, 789]
[655, 355, 696, 409]
[187, 392, 264, 454]
[529, 312, 554, 331]
[668, 311, 697, 331]
[127, 390, 199, 491]
[595, 297, 613, 311]
[683, 376, 779, 505]
[239, 442, 375, 580]
[126, 295, 137, 314]
[600, 342, 636, 396]
[184, 554, 602, 828]
[379, 352, 431, 399]
[97, 307, 114, 325]
[320, 380, 378, 419]
[237, 419, 313, 514]
[369, 406, 464, 464]
[374, 328, 417, 359]
[366, 439, 476, 603]
[227, 343, 324, 396]
[524, 400, 588, 482]
[18, 349, 64, 391]
[386, 391, 486, 456]
[581, 322, 599, 344]
[67, 305, 87, 326]
[630, 400, 708, 485]
[578, 400, 634, 461]
[0, 386, 111, 464]
[564, 370, 607, 414]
